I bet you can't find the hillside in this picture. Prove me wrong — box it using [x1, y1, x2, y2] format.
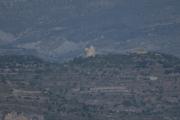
[0, 52, 180, 120]
[0, 0, 180, 59]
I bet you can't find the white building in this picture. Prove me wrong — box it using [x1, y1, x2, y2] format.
[85, 46, 96, 57]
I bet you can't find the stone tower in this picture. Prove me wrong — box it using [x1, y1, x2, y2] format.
[84, 45, 96, 57]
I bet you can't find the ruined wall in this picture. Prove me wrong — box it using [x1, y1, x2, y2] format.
[3, 112, 44, 120]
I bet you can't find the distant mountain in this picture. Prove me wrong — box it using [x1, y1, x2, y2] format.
[0, 52, 180, 120]
[0, 0, 180, 60]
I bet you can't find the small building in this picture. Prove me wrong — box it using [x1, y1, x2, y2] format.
[84, 45, 96, 57]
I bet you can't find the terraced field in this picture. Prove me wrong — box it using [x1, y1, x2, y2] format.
[0, 52, 180, 120]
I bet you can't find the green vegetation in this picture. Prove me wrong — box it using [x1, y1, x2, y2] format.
[0, 52, 180, 120]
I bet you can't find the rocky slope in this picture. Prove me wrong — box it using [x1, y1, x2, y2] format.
[0, 52, 180, 120]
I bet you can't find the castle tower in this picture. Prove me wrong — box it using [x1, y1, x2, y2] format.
[84, 45, 96, 57]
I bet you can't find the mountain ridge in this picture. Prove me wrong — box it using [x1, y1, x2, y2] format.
[0, 0, 180, 60]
